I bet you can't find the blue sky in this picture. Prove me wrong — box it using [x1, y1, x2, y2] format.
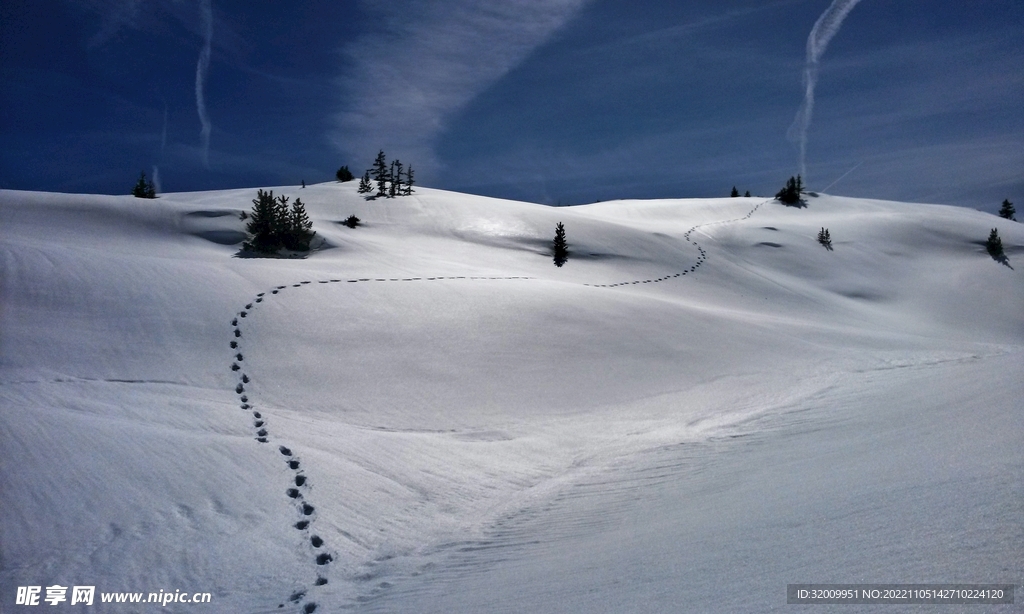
[1, 0, 1021, 212]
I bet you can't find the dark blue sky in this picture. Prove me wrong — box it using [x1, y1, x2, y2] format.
[1, 0, 1021, 211]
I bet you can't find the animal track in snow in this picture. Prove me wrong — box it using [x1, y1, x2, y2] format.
[226, 197, 768, 611]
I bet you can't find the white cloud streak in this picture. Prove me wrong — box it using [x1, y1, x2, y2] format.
[788, 0, 864, 184]
[334, 0, 588, 176]
[195, 0, 213, 168]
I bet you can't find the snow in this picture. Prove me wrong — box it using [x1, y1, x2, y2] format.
[1, 183, 1021, 612]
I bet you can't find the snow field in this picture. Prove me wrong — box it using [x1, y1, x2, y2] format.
[2, 182, 1021, 611]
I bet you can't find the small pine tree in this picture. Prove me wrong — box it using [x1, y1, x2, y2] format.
[999, 199, 1016, 221]
[553, 222, 569, 267]
[358, 171, 372, 194]
[343, 215, 360, 228]
[371, 150, 388, 197]
[985, 228, 1004, 259]
[392, 159, 404, 197]
[336, 166, 354, 182]
[388, 160, 398, 198]
[744, 190, 751, 197]
[817, 227, 832, 250]
[132, 171, 156, 198]
[403, 164, 414, 195]
[731, 186, 739, 197]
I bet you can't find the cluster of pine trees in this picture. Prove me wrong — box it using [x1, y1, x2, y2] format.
[775, 176, 804, 205]
[358, 150, 414, 198]
[730, 187, 751, 197]
[243, 189, 315, 254]
[336, 166, 355, 182]
[132, 171, 156, 199]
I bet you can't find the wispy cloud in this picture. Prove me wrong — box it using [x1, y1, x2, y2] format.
[195, 0, 213, 168]
[74, 0, 144, 48]
[788, 0, 865, 184]
[333, 0, 589, 176]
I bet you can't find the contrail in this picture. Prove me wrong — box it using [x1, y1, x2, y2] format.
[820, 160, 863, 193]
[152, 102, 167, 194]
[195, 0, 213, 168]
[160, 101, 168, 154]
[788, 0, 864, 184]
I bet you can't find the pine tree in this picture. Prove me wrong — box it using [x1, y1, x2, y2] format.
[388, 160, 397, 198]
[744, 190, 751, 197]
[272, 193, 291, 243]
[244, 189, 284, 253]
[403, 164, 415, 195]
[285, 198, 315, 251]
[553, 222, 569, 267]
[731, 186, 739, 197]
[358, 171, 372, 194]
[336, 165, 354, 182]
[371, 150, 388, 197]
[392, 159, 404, 197]
[999, 199, 1016, 221]
[985, 228, 1004, 259]
[817, 227, 832, 250]
[132, 171, 156, 198]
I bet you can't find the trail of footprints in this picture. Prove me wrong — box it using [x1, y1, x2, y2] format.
[229, 199, 767, 612]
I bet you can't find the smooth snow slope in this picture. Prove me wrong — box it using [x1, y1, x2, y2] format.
[1, 183, 1021, 613]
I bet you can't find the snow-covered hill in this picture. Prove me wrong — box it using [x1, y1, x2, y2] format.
[1, 183, 1021, 612]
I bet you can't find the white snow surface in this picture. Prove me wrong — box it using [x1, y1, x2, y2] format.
[1, 183, 1021, 612]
